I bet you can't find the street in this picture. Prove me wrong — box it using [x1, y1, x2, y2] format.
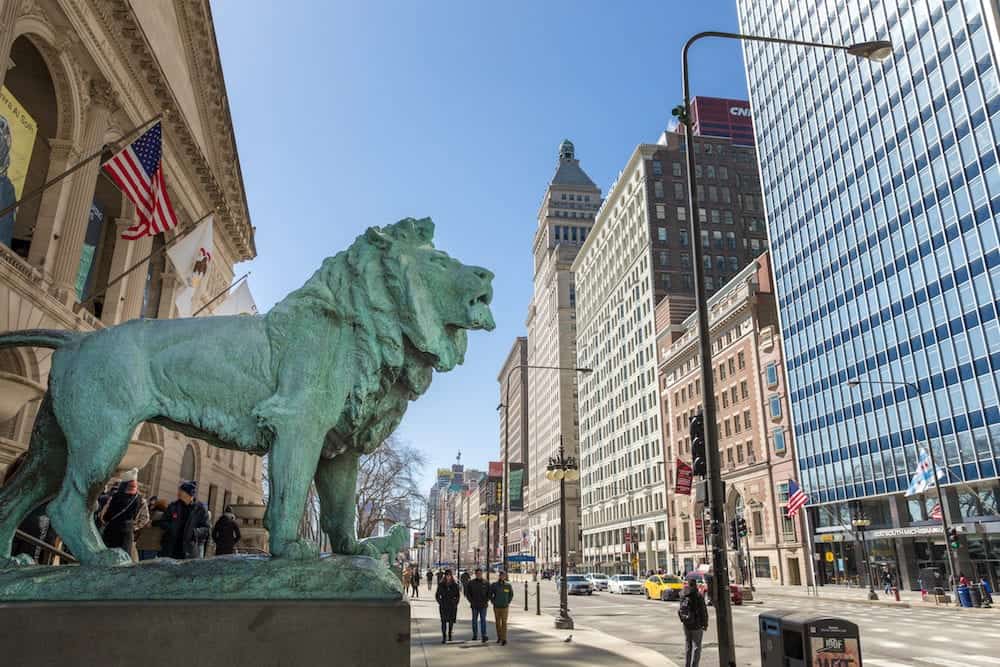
[536, 582, 1000, 666]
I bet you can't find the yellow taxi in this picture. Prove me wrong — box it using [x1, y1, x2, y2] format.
[643, 574, 685, 601]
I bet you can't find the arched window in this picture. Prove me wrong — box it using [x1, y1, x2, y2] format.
[1, 36, 59, 259]
[179, 444, 196, 482]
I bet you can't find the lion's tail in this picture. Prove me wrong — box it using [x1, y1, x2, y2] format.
[0, 329, 82, 350]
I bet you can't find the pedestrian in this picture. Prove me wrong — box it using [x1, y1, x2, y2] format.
[460, 569, 471, 596]
[959, 572, 970, 588]
[159, 481, 210, 560]
[466, 568, 490, 643]
[426, 568, 433, 591]
[435, 569, 461, 643]
[136, 498, 168, 560]
[981, 576, 993, 606]
[678, 576, 709, 667]
[489, 570, 515, 646]
[408, 566, 420, 598]
[882, 568, 893, 595]
[98, 469, 149, 562]
[211, 505, 242, 556]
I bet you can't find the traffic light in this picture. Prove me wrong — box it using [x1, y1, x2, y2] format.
[690, 412, 706, 476]
[729, 519, 739, 550]
[737, 517, 748, 538]
[949, 527, 960, 550]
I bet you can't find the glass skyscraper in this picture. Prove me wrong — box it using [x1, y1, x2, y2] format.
[738, 0, 1000, 588]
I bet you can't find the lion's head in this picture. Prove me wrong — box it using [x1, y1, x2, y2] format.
[268, 216, 494, 406]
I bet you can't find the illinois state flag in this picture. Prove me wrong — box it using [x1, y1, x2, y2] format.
[906, 450, 945, 497]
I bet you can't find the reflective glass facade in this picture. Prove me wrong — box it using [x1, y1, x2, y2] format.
[738, 0, 1000, 503]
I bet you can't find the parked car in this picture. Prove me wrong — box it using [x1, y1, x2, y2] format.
[585, 573, 609, 591]
[556, 574, 594, 595]
[607, 574, 644, 595]
[644, 574, 685, 601]
[685, 572, 743, 606]
[541, 570, 555, 580]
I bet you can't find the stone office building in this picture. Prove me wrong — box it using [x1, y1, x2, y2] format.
[574, 116, 769, 575]
[524, 139, 599, 573]
[657, 253, 807, 585]
[0, 0, 263, 539]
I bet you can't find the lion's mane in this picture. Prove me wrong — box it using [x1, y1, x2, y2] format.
[264, 218, 435, 455]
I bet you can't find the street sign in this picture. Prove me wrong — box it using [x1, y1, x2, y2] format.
[695, 518, 704, 546]
[675, 458, 693, 495]
[508, 554, 536, 562]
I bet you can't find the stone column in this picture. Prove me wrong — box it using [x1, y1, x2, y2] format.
[26, 139, 77, 272]
[0, 0, 19, 90]
[100, 215, 150, 325]
[49, 82, 113, 301]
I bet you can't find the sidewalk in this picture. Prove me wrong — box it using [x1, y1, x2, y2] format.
[751, 581, 998, 611]
[408, 592, 677, 666]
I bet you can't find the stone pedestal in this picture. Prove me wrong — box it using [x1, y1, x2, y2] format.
[0, 599, 410, 666]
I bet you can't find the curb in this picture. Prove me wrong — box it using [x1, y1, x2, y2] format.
[756, 591, 911, 609]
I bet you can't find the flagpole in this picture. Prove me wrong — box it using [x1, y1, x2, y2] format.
[0, 113, 163, 223]
[191, 271, 250, 317]
[801, 504, 820, 597]
[76, 209, 214, 310]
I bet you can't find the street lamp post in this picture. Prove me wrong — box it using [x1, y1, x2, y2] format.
[479, 511, 496, 581]
[546, 435, 580, 630]
[676, 30, 891, 667]
[851, 513, 879, 600]
[848, 377, 958, 587]
[453, 522, 466, 574]
[498, 364, 593, 574]
[435, 531, 445, 569]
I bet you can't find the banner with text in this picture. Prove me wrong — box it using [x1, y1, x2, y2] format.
[509, 462, 524, 511]
[675, 459, 693, 495]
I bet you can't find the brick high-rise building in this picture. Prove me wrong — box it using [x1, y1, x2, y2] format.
[657, 252, 805, 585]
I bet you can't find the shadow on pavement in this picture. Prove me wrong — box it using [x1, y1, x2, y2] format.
[411, 616, 645, 666]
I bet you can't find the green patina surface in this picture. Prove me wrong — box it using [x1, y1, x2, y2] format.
[0, 217, 494, 598]
[0, 554, 404, 601]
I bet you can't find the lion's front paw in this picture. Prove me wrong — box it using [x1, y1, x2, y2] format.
[91, 548, 133, 567]
[0, 553, 35, 568]
[329, 534, 379, 558]
[272, 538, 319, 560]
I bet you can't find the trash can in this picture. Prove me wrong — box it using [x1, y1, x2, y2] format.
[958, 585, 973, 608]
[760, 612, 861, 667]
[969, 584, 983, 608]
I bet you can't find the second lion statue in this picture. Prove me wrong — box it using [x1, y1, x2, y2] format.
[0, 217, 494, 567]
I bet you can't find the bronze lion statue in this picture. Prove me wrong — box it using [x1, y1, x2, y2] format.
[0, 217, 494, 567]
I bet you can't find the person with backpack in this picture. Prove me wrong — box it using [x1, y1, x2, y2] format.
[678, 577, 709, 667]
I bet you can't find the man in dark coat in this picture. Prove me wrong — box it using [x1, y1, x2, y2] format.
[211, 505, 242, 555]
[160, 481, 210, 560]
[465, 568, 491, 642]
[434, 569, 461, 643]
[678, 576, 710, 667]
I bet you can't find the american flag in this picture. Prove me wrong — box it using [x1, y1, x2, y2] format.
[786, 479, 809, 518]
[930, 503, 942, 520]
[102, 122, 178, 240]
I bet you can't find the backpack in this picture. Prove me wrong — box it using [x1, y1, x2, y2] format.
[678, 592, 705, 629]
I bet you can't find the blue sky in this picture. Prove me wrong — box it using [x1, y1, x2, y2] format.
[212, 1, 751, 494]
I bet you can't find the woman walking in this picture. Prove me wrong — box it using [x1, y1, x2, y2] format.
[435, 569, 461, 643]
[98, 470, 149, 561]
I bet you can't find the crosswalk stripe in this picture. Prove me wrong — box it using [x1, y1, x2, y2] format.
[864, 658, 912, 667]
[916, 658, 981, 667]
[964, 658, 1000, 665]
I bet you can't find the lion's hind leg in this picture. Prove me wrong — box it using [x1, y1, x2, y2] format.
[0, 393, 68, 567]
[47, 409, 136, 567]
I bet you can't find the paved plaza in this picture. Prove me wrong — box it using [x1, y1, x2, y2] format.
[412, 580, 1000, 666]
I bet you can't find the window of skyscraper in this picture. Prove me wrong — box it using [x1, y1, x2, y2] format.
[766, 363, 778, 387]
[769, 395, 781, 419]
[652, 160, 662, 177]
[672, 162, 683, 177]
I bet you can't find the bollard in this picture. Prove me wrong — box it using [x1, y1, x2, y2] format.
[524, 581, 529, 611]
[536, 581, 541, 615]
[892, 586, 900, 602]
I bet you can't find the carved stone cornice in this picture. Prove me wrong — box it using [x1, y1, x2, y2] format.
[81, 0, 254, 261]
[87, 77, 118, 112]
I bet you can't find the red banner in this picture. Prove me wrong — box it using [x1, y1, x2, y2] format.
[675, 459, 694, 495]
[694, 518, 704, 546]
[488, 461, 503, 478]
